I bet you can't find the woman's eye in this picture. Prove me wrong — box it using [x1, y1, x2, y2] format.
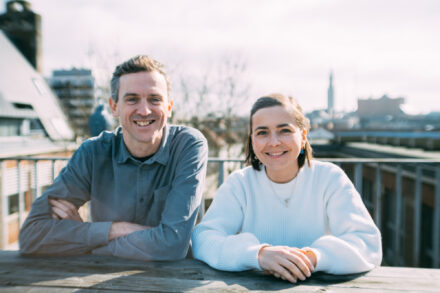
[256, 131, 267, 136]
[280, 128, 292, 133]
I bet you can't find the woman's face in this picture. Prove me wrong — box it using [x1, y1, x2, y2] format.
[251, 105, 306, 183]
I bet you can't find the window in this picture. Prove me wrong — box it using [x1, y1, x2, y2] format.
[7, 193, 19, 215]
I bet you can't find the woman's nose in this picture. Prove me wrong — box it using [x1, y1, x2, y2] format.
[268, 133, 280, 146]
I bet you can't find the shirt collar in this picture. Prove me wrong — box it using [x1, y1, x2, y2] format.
[116, 125, 170, 166]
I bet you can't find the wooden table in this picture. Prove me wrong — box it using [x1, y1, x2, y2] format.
[0, 250, 439, 292]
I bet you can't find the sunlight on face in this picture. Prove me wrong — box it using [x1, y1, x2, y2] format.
[251, 105, 306, 183]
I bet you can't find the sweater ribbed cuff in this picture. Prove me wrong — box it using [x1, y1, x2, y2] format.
[253, 243, 270, 271]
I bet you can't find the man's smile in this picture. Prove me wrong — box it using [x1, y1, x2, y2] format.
[134, 119, 155, 127]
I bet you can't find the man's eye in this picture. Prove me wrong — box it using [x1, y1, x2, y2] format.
[150, 97, 162, 104]
[126, 97, 137, 103]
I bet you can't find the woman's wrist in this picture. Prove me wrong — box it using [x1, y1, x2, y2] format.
[300, 248, 317, 268]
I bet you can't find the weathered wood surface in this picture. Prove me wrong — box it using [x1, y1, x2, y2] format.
[0, 250, 439, 292]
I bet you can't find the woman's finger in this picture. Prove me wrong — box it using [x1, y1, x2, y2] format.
[286, 249, 313, 277]
[272, 264, 297, 283]
[280, 257, 307, 281]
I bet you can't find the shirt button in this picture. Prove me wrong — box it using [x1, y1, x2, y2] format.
[140, 198, 144, 203]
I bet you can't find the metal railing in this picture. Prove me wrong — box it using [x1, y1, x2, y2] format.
[0, 156, 439, 269]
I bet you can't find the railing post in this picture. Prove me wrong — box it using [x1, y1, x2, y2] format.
[375, 163, 382, 230]
[218, 161, 225, 187]
[394, 164, 403, 266]
[51, 159, 56, 182]
[354, 163, 363, 194]
[0, 160, 6, 249]
[33, 160, 39, 199]
[433, 167, 440, 268]
[17, 160, 25, 226]
[198, 193, 205, 222]
[413, 165, 422, 267]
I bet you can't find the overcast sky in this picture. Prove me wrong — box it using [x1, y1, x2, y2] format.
[3, 0, 439, 114]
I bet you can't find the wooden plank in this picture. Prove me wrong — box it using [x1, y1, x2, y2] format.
[1, 251, 440, 292]
[0, 286, 119, 293]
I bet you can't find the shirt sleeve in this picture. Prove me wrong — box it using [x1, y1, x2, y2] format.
[309, 165, 383, 274]
[19, 143, 112, 255]
[91, 134, 208, 261]
[191, 173, 265, 271]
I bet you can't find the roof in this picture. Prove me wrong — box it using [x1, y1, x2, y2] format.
[0, 136, 76, 159]
[0, 30, 74, 140]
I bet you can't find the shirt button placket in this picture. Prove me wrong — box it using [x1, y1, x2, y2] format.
[136, 165, 143, 221]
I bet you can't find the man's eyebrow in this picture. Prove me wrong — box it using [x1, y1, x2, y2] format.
[276, 123, 291, 128]
[122, 92, 139, 98]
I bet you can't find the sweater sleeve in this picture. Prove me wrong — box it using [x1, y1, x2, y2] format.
[309, 165, 382, 274]
[192, 173, 264, 271]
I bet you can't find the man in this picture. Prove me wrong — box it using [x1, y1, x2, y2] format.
[19, 55, 208, 260]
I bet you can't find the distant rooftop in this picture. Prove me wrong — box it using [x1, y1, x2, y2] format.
[52, 68, 92, 76]
[0, 30, 74, 141]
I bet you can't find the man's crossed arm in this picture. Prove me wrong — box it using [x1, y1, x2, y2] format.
[49, 198, 151, 241]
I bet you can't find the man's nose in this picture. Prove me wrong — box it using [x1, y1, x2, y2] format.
[137, 100, 152, 116]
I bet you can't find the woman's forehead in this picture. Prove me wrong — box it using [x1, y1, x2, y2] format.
[252, 106, 299, 128]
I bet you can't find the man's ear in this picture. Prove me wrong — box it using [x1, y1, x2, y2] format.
[167, 99, 173, 118]
[108, 98, 119, 118]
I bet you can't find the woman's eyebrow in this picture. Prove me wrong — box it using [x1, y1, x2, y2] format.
[254, 126, 268, 131]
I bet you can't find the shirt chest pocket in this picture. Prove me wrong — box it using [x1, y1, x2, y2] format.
[144, 185, 170, 227]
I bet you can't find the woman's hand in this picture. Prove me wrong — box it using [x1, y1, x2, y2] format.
[258, 245, 315, 283]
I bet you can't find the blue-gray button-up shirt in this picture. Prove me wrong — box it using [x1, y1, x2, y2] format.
[19, 125, 208, 260]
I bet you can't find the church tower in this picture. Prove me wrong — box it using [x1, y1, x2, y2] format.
[327, 71, 334, 115]
[0, 0, 42, 72]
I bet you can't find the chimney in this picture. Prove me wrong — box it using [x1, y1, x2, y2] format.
[0, 0, 42, 72]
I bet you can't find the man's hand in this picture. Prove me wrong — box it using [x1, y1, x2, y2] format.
[49, 198, 83, 222]
[108, 222, 152, 241]
[258, 245, 315, 283]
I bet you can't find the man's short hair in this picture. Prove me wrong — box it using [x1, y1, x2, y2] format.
[110, 55, 171, 102]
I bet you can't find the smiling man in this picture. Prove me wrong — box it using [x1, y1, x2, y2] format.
[19, 55, 208, 260]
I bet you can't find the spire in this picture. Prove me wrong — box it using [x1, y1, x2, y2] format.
[327, 71, 334, 115]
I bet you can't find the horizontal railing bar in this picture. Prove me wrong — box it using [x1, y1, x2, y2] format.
[2, 157, 440, 164]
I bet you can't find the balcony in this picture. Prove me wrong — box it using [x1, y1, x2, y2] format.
[0, 156, 439, 269]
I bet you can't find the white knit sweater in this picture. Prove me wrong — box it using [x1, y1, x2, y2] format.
[192, 160, 382, 274]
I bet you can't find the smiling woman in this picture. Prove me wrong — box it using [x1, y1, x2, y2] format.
[192, 93, 382, 284]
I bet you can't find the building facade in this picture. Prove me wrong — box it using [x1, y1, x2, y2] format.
[50, 69, 96, 138]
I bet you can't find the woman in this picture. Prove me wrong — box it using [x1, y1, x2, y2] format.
[192, 93, 382, 283]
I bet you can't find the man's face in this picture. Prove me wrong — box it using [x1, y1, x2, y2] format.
[109, 71, 173, 157]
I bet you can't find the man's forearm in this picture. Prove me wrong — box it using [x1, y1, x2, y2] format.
[19, 196, 111, 255]
[108, 222, 152, 241]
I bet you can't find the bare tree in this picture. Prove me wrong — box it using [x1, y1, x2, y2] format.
[174, 54, 251, 159]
